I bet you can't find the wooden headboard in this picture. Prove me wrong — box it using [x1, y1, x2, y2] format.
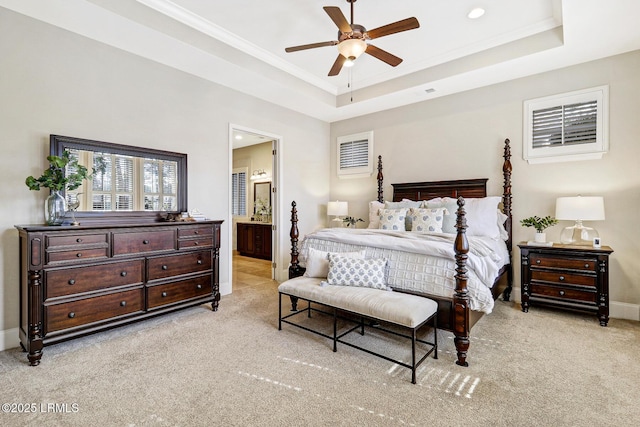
[391, 179, 488, 202]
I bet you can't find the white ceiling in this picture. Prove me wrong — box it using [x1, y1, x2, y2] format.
[3, 0, 640, 122]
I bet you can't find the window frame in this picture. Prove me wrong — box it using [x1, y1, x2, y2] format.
[337, 131, 374, 178]
[523, 85, 609, 164]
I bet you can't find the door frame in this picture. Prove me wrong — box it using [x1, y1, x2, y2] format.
[228, 123, 283, 289]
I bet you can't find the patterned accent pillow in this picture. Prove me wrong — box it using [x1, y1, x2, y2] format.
[377, 208, 407, 231]
[408, 207, 448, 233]
[303, 247, 366, 278]
[385, 200, 421, 230]
[327, 255, 388, 289]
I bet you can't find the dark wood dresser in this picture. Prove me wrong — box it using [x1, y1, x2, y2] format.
[518, 243, 613, 326]
[16, 220, 222, 365]
[237, 222, 272, 260]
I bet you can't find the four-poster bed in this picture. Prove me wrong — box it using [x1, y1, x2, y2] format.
[287, 138, 513, 366]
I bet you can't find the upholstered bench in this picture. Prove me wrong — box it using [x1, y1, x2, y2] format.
[278, 277, 438, 384]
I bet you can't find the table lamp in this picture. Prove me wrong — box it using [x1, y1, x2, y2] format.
[327, 201, 348, 226]
[555, 196, 605, 245]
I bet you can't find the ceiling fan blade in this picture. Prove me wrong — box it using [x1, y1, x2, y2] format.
[365, 44, 402, 67]
[328, 55, 347, 76]
[366, 17, 420, 40]
[285, 41, 337, 53]
[323, 6, 352, 34]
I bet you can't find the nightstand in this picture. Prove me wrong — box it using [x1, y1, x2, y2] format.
[518, 243, 613, 326]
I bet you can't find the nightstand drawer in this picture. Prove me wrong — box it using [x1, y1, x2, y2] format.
[530, 254, 596, 272]
[531, 270, 596, 287]
[530, 283, 597, 303]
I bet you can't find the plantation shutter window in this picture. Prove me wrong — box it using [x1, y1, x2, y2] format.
[232, 170, 247, 217]
[524, 86, 608, 164]
[337, 131, 374, 178]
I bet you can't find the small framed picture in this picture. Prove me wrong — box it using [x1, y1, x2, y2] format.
[593, 237, 601, 248]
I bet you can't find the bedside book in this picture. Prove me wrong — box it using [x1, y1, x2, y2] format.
[526, 241, 553, 247]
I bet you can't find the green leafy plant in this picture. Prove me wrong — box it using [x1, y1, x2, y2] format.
[25, 150, 93, 192]
[343, 216, 364, 227]
[520, 215, 559, 233]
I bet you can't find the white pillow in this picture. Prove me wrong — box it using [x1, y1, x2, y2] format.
[443, 196, 502, 239]
[367, 201, 385, 229]
[377, 208, 407, 231]
[497, 209, 509, 241]
[408, 207, 448, 233]
[327, 255, 388, 290]
[303, 247, 366, 278]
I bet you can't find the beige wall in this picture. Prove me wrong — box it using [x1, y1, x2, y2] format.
[330, 50, 640, 318]
[0, 8, 330, 347]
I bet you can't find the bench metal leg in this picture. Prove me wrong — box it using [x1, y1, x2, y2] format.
[333, 308, 338, 352]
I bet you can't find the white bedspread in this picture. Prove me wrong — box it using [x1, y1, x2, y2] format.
[299, 228, 510, 314]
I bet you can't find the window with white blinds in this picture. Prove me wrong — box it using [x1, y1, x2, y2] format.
[231, 169, 247, 216]
[524, 86, 608, 164]
[337, 131, 373, 178]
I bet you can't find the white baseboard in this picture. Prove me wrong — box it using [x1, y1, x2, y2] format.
[0, 327, 20, 352]
[509, 286, 640, 321]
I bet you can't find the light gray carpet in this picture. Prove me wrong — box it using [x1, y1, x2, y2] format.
[1, 280, 639, 427]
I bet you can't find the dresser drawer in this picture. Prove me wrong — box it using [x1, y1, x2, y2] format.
[529, 254, 596, 272]
[177, 237, 213, 250]
[147, 250, 212, 281]
[530, 283, 597, 304]
[45, 288, 144, 333]
[531, 270, 596, 287]
[177, 226, 213, 239]
[112, 230, 175, 255]
[45, 260, 144, 299]
[47, 247, 109, 264]
[147, 275, 212, 309]
[46, 233, 108, 249]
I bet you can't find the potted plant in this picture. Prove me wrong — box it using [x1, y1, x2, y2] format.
[520, 215, 559, 243]
[25, 150, 93, 225]
[343, 216, 364, 228]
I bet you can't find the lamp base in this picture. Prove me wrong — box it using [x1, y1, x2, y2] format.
[560, 223, 599, 245]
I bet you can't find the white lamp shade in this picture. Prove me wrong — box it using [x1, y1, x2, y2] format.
[555, 196, 605, 221]
[337, 39, 367, 60]
[327, 201, 348, 216]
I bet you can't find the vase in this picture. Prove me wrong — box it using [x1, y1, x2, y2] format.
[45, 190, 67, 226]
[534, 232, 546, 243]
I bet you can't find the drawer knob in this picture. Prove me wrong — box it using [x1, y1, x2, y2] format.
[143, 240, 149, 245]
[76, 238, 83, 243]
[161, 292, 167, 297]
[197, 259, 202, 265]
[194, 241, 199, 246]
[197, 284, 202, 289]
[194, 231, 199, 235]
[68, 312, 75, 318]
[584, 263, 590, 268]
[68, 279, 75, 285]
[559, 276, 565, 281]
[559, 290, 565, 296]
[161, 265, 168, 270]
[120, 301, 127, 307]
[535, 259, 541, 264]
[76, 253, 82, 258]
[120, 271, 127, 277]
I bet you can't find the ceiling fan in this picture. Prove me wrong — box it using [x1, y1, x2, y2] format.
[284, 0, 420, 76]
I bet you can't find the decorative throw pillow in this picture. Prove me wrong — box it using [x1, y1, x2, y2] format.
[367, 200, 385, 229]
[408, 207, 448, 233]
[423, 198, 458, 234]
[303, 247, 366, 278]
[377, 208, 407, 231]
[327, 255, 388, 290]
[385, 200, 421, 230]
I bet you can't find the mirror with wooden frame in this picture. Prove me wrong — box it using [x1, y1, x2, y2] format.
[50, 134, 187, 223]
[253, 181, 271, 219]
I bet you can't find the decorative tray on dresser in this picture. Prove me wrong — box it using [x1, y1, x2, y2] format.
[518, 242, 613, 326]
[16, 220, 222, 365]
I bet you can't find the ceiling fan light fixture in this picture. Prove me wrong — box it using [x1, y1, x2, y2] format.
[337, 38, 367, 60]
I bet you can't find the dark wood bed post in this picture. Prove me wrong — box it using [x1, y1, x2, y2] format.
[453, 197, 470, 367]
[377, 155, 384, 203]
[502, 138, 513, 301]
[288, 201, 302, 310]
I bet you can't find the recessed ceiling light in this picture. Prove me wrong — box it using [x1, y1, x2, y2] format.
[467, 8, 485, 19]
[235, 134, 242, 140]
